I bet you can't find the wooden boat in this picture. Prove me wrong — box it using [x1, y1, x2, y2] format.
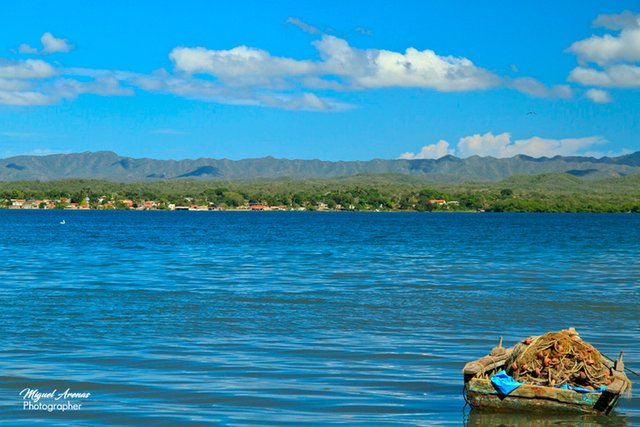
[462, 338, 630, 415]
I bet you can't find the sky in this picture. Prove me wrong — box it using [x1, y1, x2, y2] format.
[0, 0, 639, 161]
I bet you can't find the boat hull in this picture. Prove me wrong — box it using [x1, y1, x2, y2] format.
[465, 377, 622, 414]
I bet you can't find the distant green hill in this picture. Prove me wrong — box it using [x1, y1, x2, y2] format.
[1, 151, 639, 182]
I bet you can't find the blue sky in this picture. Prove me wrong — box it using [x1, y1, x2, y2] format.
[0, 0, 639, 160]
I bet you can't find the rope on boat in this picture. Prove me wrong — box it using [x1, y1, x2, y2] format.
[462, 384, 470, 409]
[504, 330, 612, 389]
[602, 353, 640, 378]
[461, 384, 471, 421]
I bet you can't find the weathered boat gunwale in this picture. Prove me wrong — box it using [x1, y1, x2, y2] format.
[462, 340, 629, 415]
[466, 378, 602, 413]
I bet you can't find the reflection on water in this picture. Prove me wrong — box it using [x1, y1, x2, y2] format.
[465, 410, 629, 427]
[0, 211, 638, 425]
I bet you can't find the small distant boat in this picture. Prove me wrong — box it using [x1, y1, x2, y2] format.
[59, 220, 66, 225]
[463, 336, 630, 415]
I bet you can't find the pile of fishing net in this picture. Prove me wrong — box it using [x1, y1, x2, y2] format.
[505, 328, 625, 390]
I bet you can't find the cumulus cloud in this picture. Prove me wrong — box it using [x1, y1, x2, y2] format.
[315, 35, 499, 91]
[569, 64, 640, 87]
[41, 32, 72, 54]
[170, 45, 315, 87]
[161, 34, 507, 109]
[402, 132, 609, 159]
[399, 140, 454, 159]
[457, 132, 607, 158]
[568, 11, 640, 66]
[2, 28, 575, 109]
[457, 132, 511, 157]
[168, 35, 500, 93]
[19, 32, 73, 55]
[585, 88, 612, 103]
[567, 11, 640, 95]
[568, 30, 640, 66]
[162, 32, 578, 108]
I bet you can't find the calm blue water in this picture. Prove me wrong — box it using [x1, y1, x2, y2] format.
[0, 211, 638, 426]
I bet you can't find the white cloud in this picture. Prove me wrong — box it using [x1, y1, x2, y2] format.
[584, 88, 612, 103]
[18, 32, 73, 55]
[0, 61, 56, 105]
[259, 92, 351, 111]
[0, 60, 133, 106]
[457, 132, 512, 157]
[568, 29, 640, 66]
[399, 140, 454, 159]
[1, 29, 576, 110]
[41, 32, 72, 54]
[169, 45, 314, 87]
[566, 12, 640, 96]
[400, 132, 609, 159]
[568, 12, 640, 66]
[132, 73, 351, 111]
[286, 17, 321, 35]
[592, 10, 640, 31]
[168, 35, 500, 94]
[0, 59, 55, 79]
[569, 64, 640, 87]
[456, 132, 607, 158]
[0, 90, 52, 106]
[18, 43, 39, 54]
[300, 76, 345, 90]
[60, 67, 137, 80]
[510, 77, 572, 98]
[0, 77, 134, 106]
[52, 77, 133, 99]
[133, 73, 262, 106]
[0, 78, 31, 91]
[315, 35, 499, 91]
[142, 32, 574, 109]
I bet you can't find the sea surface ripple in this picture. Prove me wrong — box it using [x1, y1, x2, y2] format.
[0, 211, 638, 426]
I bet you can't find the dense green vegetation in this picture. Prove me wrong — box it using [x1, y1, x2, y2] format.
[1, 173, 639, 213]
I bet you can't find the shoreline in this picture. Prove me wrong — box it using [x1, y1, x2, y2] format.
[1, 208, 637, 214]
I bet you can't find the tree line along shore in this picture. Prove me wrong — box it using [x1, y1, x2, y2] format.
[1, 173, 639, 213]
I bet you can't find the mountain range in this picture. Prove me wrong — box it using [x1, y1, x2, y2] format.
[1, 151, 639, 182]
